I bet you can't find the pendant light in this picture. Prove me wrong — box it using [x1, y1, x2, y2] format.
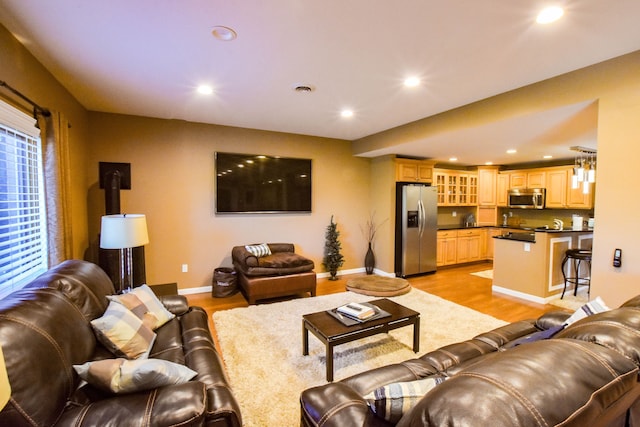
[570, 146, 597, 194]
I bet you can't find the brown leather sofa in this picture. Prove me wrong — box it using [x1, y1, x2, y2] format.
[232, 243, 316, 304]
[300, 297, 640, 427]
[0, 259, 241, 427]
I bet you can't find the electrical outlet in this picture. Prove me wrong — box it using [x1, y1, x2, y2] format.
[452, 211, 457, 217]
[181, 264, 188, 273]
[524, 243, 531, 252]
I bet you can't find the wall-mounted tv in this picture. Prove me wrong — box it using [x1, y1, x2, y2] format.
[215, 152, 312, 214]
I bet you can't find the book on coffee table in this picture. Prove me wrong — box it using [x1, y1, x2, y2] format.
[327, 302, 391, 326]
[337, 302, 375, 319]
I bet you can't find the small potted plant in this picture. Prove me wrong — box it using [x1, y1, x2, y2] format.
[322, 215, 344, 280]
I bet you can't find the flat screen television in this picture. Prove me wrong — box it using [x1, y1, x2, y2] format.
[215, 152, 312, 214]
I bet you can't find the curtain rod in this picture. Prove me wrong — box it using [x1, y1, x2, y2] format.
[0, 80, 51, 118]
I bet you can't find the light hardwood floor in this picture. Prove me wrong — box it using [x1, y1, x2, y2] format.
[186, 262, 565, 348]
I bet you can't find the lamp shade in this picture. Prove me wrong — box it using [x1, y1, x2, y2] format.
[100, 214, 149, 249]
[0, 345, 10, 409]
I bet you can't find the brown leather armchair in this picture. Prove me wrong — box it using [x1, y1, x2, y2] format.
[0, 260, 241, 427]
[232, 243, 316, 304]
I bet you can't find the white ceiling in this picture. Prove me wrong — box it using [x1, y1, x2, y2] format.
[1, 1, 639, 165]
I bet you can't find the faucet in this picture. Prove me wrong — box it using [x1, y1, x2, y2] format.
[553, 219, 563, 230]
[502, 214, 508, 226]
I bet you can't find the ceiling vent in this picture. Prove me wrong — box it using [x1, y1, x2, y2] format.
[293, 84, 315, 93]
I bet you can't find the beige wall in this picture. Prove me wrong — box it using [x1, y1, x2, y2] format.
[0, 24, 90, 260]
[4, 19, 640, 304]
[355, 50, 640, 307]
[86, 113, 372, 289]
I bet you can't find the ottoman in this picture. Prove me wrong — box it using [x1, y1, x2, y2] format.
[237, 270, 317, 304]
[346, 275, 411, 296]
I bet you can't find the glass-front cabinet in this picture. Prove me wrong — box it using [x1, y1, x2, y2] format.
[435, 169, 478, 206]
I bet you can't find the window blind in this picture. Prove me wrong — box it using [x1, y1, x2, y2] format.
[0, 102, 47, 299]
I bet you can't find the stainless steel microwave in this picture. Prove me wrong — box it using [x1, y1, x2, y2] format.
[508, 188, 546, 209]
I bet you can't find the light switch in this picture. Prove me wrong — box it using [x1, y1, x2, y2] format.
[524, 243, 531, 252]
[181, 264, 188, 273]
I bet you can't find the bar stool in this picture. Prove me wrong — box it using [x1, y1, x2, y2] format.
[561, 249, 592, 299]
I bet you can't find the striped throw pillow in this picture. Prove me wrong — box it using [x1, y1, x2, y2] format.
[364, 376, 445, 423]
[91, 301, 156, 359]
[108, 284, 175, 330]
[245, 243, 272, 257]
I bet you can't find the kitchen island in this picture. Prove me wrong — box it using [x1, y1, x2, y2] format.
[492, 229, 593, 303]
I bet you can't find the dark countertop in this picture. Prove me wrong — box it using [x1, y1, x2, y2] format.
[493, 231, 536, 243]
[438, 224, 594, 233]
[438, 224, 594, 243]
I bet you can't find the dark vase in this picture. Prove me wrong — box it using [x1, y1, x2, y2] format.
[365, 242, 375, 275]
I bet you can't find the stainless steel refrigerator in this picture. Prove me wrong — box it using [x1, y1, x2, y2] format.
[395, 183, 437, 277]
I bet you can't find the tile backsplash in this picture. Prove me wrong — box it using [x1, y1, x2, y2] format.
[436, 206, 594, 229]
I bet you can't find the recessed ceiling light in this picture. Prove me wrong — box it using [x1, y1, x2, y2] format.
[543, 155, 553, 159]
[404, 77, 421, 87]
[211, 26, 237, 41]
[197, 85, 213, 95]
[341, 109, 354, 118]
[536, 6, 564, 24]
[449, 157, 458, 162]
[506, 149, 517, 154]
[485, 161, 494, 165]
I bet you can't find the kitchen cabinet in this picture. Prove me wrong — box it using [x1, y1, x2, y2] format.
[545, 166, 594, 209]
[458, 173, 478, 205]
[566, 179, 593, 209]
[545, 169, 567, 208]
[438, 227, 511, 266]
[435, 173, 446, 205]
[434, 169, 478, 206]
[527, 171, 546, 188]
[509, 170, 545, 189]
[477, 206, 497, 226]
[446, 174, 458, 205]
[510, 172, 527, 189]
[395, 159, 436, 183]
[477, 166, 498, 206]
[456, 229, 482, 263]
[437, 230, 458, 266]
[497, 173, 510, 206]
[484, 228, 503, 260]
[435, 171, 457, 205]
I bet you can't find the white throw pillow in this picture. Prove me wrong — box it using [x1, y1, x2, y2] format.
[245, 243, 272, 257]
[74, 358, 197, 394]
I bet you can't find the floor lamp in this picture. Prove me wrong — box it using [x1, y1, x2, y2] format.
[100, 214, 149, 293]
[0, 345, 10, 410]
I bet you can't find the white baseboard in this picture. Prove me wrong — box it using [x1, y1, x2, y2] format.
[315, 267, 395, 279]
[179, 285, 212, 295]
[492, 285, 556, 305]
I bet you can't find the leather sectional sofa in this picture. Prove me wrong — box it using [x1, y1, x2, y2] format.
[232, 242, 316, 304]
[301, 296, 640, 427]
[0, 259, 241, 427]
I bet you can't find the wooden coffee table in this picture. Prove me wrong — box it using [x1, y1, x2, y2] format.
[302, 298, 420, 382]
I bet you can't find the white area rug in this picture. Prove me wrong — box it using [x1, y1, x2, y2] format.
[213, 288, 506, 426]
[470, 269, 493, 279]
[549, 287, 590, 311]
